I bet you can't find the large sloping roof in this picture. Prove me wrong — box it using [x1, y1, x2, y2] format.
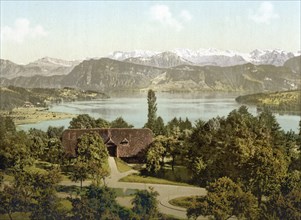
[62, 128, 153, 158]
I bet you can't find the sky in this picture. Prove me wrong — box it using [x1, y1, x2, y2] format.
[0, 0, 300, 64]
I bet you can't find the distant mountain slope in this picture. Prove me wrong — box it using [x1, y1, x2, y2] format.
[1, 57, 299, 93]
[284, 56, 301, 74]
[0, 57, 79, 79]
[61, 58, 164, 91]
[149, 63, 299, 92]
[124, 51, 192, 68]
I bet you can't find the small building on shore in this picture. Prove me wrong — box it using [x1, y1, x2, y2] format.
[62, 128, 153, 162]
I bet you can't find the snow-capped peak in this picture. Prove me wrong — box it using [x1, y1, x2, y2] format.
[107, 50, 160, 61]
[29, 57, 80, 67]
[107, 48, 298, 67]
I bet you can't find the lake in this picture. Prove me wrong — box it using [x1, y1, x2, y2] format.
[18, 92, 300, 133]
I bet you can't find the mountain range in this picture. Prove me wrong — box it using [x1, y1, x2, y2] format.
[0, 57, 80, 79]
[108, 48, 300, 67]
[0, 49, 300, 93]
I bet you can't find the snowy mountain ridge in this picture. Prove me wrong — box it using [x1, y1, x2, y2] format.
[107, 48, 299, 67]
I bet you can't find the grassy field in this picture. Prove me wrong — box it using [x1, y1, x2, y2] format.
[169, 196, 200, 209]
[0, 107, 76, 125]
[114, 157, 133, 173]
[119, 173, 190, 186]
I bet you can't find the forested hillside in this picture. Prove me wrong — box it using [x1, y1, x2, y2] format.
[236, 90, 301, 113]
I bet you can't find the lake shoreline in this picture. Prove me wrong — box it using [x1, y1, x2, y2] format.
[1, 107, 77, 126]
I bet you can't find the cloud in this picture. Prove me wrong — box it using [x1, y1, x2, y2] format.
[180, 10, 192, 22]
[1, 18, 47, 43]
[249, 1, 279, 24]
[149, 5, 191, 32]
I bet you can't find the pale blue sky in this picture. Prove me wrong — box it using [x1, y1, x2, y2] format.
[1, 1, 300, 64]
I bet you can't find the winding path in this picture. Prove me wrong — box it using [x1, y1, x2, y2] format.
[60, 157, 207, 219]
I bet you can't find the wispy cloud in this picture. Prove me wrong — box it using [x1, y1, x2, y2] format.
[149, 5, 192, 32]
[1, 18, 48, 43]
[180, 10, 192, 22]
[249, 1, 279, 24]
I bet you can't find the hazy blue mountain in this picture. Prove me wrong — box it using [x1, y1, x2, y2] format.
[0, 57, 79, 79]
[1, 57, 299, 93]
[124, 51, 192, 68]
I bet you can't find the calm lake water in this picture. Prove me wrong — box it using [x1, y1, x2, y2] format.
[19, 92, 300, 133]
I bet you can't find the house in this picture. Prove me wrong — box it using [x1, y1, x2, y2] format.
[23, 101, 34, 108]
[62, 128, 153, 162]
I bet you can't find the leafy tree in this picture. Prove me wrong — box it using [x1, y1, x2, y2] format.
[186, 106, 290, 208]
[47, 126, 64, 139]
[0, 116, 33, 169]
[70, 132, 109, 187]
[0, 130, 32, 169]
[45, 137, 66, 164]
[69, 162, 90, 189]
[144, 89, 158, 132]
[70, 197, 96, 220]
[153, 116, 167, 136]
[167, 117, 193, 135]
[95, 117, 110, 128]
[110, 116, 134, 128]
[145, 138, 166, 174]
[70, 185, 134, 219]
[244, 146, 288, 206]
[0, 185, 25, 220]
[132, 187, 159, 220]
[0, 168, 63, 219]
[166, 136, 183, 171]
[69, 114, 96, 129]
[187, 177, 258, 220]
[28, 128, 48, 159]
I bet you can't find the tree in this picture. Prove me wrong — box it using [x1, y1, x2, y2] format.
[260, 170, 301, 219]
[47, 126, 64, 139]
[70, 185, 134, 219]
[0, 185, 24, 220]
[70, 197, 96, 220]
[28, 128, 48, 159]
[166, 136, 183, 171]
[95, 117, 110, 128]
[144, 89, 158, 132]
[244, 146, 288, 206]
[70, 132, 109, 187]
[153, 116, 167, 136]
[69, 162, 90, 189]
[110, 116, 134, 128]
[0, 168, 63, 220]
[145, 139, 166, 174]
[187, 177, 258, 220]
[132, 187, 159, 220]
[69, 114, 96, 129]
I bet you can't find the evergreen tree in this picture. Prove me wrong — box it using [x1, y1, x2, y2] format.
[144, 89, 158, 132]
[110, 116, 134, 128]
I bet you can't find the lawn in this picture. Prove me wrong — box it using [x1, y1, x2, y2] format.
[169, 196, 200, 209]
[119, 173, 190, 186]
[114, 157, 132, 173]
